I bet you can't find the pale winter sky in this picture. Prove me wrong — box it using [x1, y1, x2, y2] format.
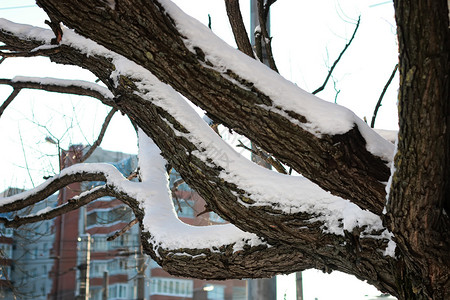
[0, 1, 398, 299]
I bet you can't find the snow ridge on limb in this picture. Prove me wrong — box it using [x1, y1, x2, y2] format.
[136, 130, 266, 253]
[1, 10, 396, 255]
[158, 0, 394, 162]
[30, 0, 393, 213]
[0, 6, 398, 292]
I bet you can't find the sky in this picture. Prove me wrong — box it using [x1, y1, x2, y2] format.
[0, 1, 399, 299]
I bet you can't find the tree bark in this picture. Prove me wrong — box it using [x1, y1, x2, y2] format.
[387, 0, 450, 298]
[0, 0, 449, 298]
[35, 0, 391, 215]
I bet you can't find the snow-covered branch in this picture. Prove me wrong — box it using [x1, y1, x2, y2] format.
[0, 77, 115, 108]
[0, 185, 110, 228]
[27, 0, 395, 213]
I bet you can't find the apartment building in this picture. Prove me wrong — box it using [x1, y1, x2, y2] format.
[0, 146, 247, 300]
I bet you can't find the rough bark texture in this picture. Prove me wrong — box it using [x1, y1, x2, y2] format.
[0, 0, 449, 299]
[35, 0, 391, 215]
[386, 0, 450, 298]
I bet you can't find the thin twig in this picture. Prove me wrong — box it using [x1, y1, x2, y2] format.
[371, 64, 398, 128]
[333, 78, 341, 103]
[107, 218, 139, 241]
[0, 46, 60, 58]
[0, 88, 21, 117]
[237, 140, 287, 174]
[80, 107, 118, 162]
[312, 16, 361, 95]
[18, 127, 35, 188]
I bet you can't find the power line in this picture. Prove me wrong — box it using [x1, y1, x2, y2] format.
[0, 5, 36, 11]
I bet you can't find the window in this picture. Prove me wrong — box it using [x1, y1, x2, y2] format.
[175, 199, 194, 218]
[92, 235, 107, 252]
[89, 289, 102, 300]
[108, 284, 128, 299]
[0, 244, 12, 258]
[232, 287, 247, 300]
[0, 266, 11, 280]
[0, 224, 13, 237]
[150, 278, 193, 297]
[109, 234, 130, 249]
[90, 261, 107, 277]
[87, 206, 133, 227]
[207, 285, 225, 300]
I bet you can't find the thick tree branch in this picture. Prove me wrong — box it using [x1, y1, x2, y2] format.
[0, 1, 447, 297]
[312, 17, 360, 95]
[26, 1, 392, 215]
[80, 107, 118, 162]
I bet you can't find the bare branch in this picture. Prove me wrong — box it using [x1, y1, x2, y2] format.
[0, 77, 115, 107]
[107, 218, 139, 241]
[257, 0, 279, 72]
[237, 140, 287, 174]
[80, 107, 118, 162]
[312, 16, 361, 95]
[225, 0, 255, 58]
[0, 166, 110, 213]
[0, 46, 60, 58]
[0, 186, 110, 228]
[0, 88, 21, 117]
[18, 128, 35, 188]
[371, 64, 398, 128]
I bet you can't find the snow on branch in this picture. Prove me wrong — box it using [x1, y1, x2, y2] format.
[0, 163, 118, 213]
[1, 7, 395, 213]
[0, 185, 110, 228]
[159, 0, 393, 161]
[0, 77, 115, 108]
[136, 130, 266, 252]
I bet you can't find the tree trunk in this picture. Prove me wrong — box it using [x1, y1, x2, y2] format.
[387, 0, 450, 298]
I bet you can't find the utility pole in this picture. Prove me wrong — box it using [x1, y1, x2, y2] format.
[248, 1, 276, 299]
[102, 271, 109, 300]
[137, 229, 146, 300]
[76, 234, 91, 300]
[247, 0, 277, 300]
[296, 272, 303, 300]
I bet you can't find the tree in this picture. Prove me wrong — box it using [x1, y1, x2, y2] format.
[0, 0, 448, 299]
